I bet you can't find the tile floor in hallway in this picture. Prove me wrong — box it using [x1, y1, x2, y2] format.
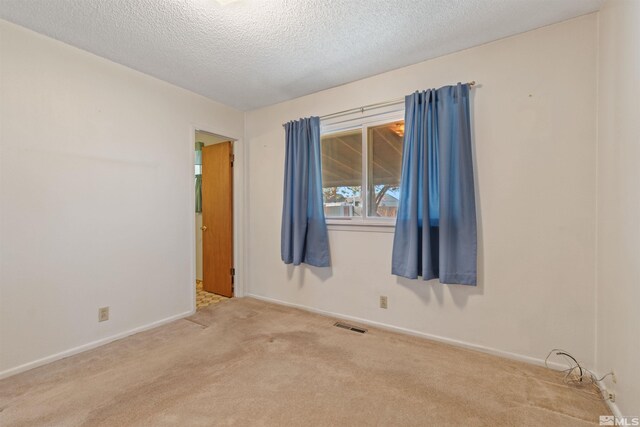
[196, 280, 227, 309]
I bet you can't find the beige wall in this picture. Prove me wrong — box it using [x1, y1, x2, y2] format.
[0, 21, 244, 375]
[596, 0, 640, 416]
[245, 15, 598, 367]
[5, 6, 638, 412]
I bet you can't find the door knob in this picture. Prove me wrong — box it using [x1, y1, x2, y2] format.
[201, 225, 207, 231]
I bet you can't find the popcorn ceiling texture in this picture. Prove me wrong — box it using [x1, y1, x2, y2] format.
[0, 0, 603, 110]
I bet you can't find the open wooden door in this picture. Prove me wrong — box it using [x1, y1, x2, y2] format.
[201, 141, 234, 297]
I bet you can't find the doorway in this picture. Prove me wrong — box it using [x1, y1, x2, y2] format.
[195, 130, 234, 309]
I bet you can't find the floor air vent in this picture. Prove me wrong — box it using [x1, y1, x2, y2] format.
[334, 322, 367, 334]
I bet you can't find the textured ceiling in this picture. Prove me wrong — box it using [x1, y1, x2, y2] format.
[0, 0, 603, 111]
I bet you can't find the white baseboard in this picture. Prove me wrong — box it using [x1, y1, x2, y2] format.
[0, 309, 195, 380]
[2, 293, 621, 416]
[595, 378, 624, 418]
[246, 293, 569, 371]
[246, 295, 627, 414]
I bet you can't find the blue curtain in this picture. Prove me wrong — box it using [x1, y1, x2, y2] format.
[392, 83, 477, 285]
[281, 117, 330, 267]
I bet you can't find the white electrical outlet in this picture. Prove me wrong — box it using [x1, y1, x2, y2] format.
[607, 391, 616, 402]
[380, 296, 388, 309]
[98, 307, 109, 322]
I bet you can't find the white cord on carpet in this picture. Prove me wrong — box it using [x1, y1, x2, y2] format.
[545, 348, 614, 401]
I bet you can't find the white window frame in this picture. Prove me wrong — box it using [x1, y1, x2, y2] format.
[321, 110, 404, 228]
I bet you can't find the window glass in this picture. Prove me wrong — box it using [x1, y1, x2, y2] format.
[321, 129, 363, 217]
[367, 121, 404, 217]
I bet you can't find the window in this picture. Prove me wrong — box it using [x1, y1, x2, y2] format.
[321, 115, 404, 225]
[321, 128, 363, 218]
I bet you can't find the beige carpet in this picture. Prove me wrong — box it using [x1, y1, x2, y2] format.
[0, 298, 610, 426]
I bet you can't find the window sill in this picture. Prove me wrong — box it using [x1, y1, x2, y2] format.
[326, 220, 395, 233]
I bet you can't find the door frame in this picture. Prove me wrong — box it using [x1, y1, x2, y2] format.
[188, 124, 245, 312]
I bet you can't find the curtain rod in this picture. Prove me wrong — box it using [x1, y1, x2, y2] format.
[282, 81, 476, 127]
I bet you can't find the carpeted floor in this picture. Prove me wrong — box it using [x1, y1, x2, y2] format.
[0, 298, 610, 426]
